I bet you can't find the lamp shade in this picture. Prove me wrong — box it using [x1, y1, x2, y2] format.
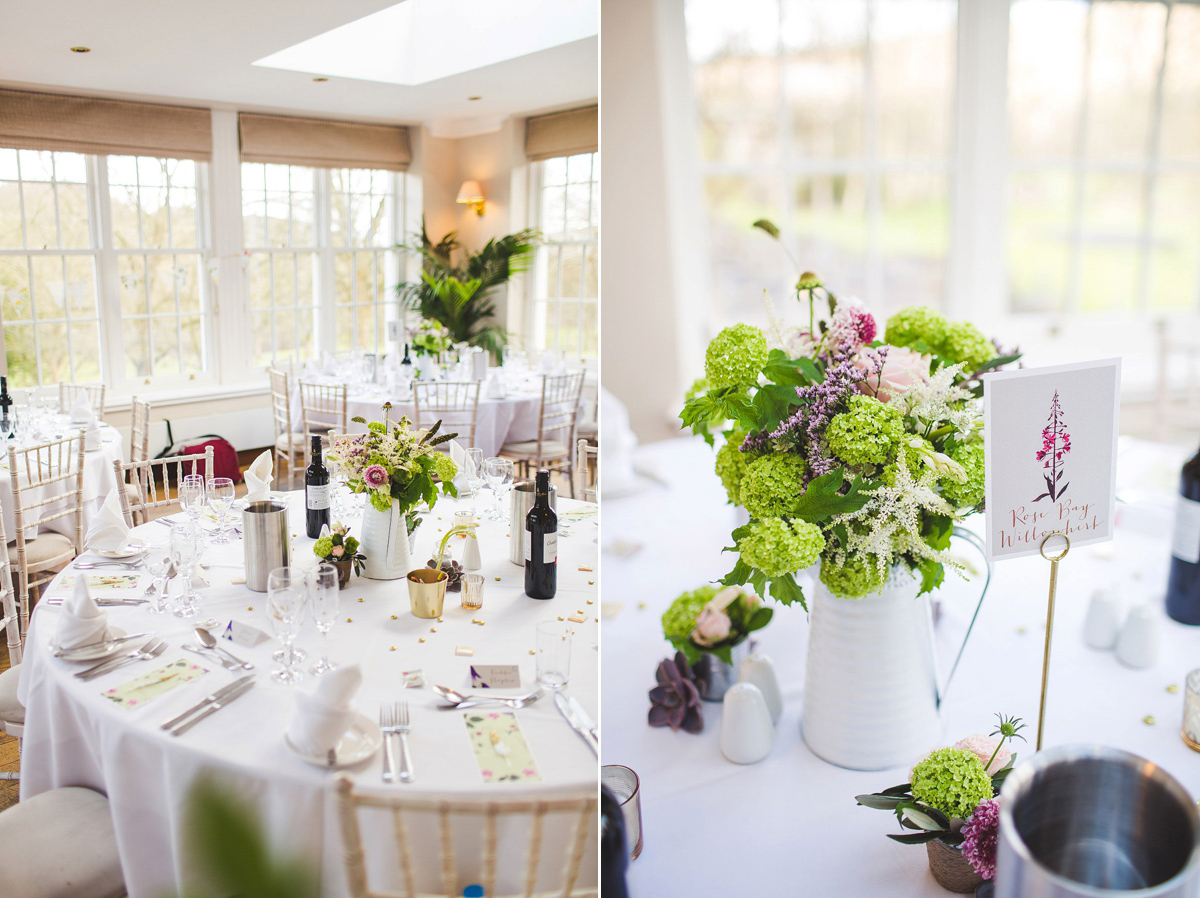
[456, 180, 484, 204]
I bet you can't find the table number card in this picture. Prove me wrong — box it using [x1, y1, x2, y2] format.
[983, 358, 1121, 561]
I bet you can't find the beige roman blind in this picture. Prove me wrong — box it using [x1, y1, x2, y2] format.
[525, 105, 598, 161]
[239, 113, 411, 171]
[0, 88, 212, 160]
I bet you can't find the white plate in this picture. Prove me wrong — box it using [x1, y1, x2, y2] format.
[285, 712, 383, 768]
[50, 626, 129, 662]
[91, 539, 145, 559]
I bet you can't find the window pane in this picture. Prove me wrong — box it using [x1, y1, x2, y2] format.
[66, 256, 97, 317]
[580, 302, 598, 362]
[0, 179, 21, 245]
[267, 193, 291, 246]
[111, 183, 141, 249]
[559, 245, 584, 298]
[0, 149, 19, 181]
[791, 174, 869, 300]
[169, 187, 197, 248]
[37, 321, 68, 382]
[705, 174, 787, 320]
[1, 257, 32, 322]
[22, 182, 58, 249]
[1009, 0, 1088, 160]
[252, 311, 273, 366]
[30, 255, 65, 319]
[1009, 170, 1073, 313]
[566, 183, 593, 240]
[151, 316, 181, 375]
[879, 172, 948, 312]
[1084, 2, 1166, 161]
[180, 316, 203, 372]
[53, 152, 87, 184]
[18, 151, 54, 182]
[541, 185, 566, 241]
[874, 0, 956, 159]
[273, 255, 295, 309]
[542, 156, 567, 187]
[70, 322, 102, 382]
[1150, 172, 1200, 310]
[119, 255, 148, 316]
[1161, 4, 1200, 160]
[583, 245, 598, 298]
[1079, 246, 1138, 311]
[123, 317, 150, 378]
[4, 324, 36, 387]
[57, 182, 91, 248]
[146, 254, 180, 316]
[176, 256, 201, 314]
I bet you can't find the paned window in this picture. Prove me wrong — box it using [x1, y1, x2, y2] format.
[331, 168, 399, 356]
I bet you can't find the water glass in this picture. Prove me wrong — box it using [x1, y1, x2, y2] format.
[207, 477, 235, 543]
[143, 544, 172, 614]
[465, 447, 485, 518]
[169, 523, 202, 618]
[267, 567, 306, 684]
[484, 457, 514, 521]
[309, 563, 339, 675]
[180, 474, 206, 524]
[536, 620, 572, 691]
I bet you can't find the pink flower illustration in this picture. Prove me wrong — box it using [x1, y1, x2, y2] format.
[523, 768, 536, 777]
[487, 712, 500, 719]
[1033, 390, 1071, 502]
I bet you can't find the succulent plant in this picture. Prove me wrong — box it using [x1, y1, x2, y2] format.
[427, 558, 464, 592]
[648, 652, 703, 733]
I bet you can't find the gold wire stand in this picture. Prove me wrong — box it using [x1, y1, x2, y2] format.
[1036, 531, 1071, 751]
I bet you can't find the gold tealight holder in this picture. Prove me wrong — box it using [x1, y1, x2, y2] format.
[461, 573, 484, 610]
[407, 569, 447, 619]
[1182, 670, 1200, 753]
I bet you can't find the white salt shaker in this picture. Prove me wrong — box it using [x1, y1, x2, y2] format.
[738, 653, 782, 725]
[1115, 604, 1159, 669]
[719, 682, 774, 764]
[1083, 588, 1122, 650]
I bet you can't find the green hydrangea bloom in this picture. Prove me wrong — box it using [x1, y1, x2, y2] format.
[940, 321, 994, 371]
[942, 441, 985, 508]
[705, 324, 768, 390]
[661, 586, 718, 644]
[313, 535, 334, 558]
[911, 747, 994, 819]
[885, 306, 948, 351]
[738, 518, 825, 578]
[818, 552, 888, 599]
[431, 452, 458, 483]
[740, 453, 807, 518]
[826, 395, 905, 467]
[715, 430, 752, 505]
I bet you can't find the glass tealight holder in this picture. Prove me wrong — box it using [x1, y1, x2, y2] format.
[461, 573, 484, 610]
[1183, 669, 1200, 752]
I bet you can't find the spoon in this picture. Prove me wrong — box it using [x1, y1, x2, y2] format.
[433, 685, 544, 708]
[194, 627, 253, 670]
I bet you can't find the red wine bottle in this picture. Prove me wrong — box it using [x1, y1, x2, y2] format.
[1166, 444, 1200, 624]
[305, 435, 331, 539]
[0, 376, 11, 438]
[524, 470, 557, 599]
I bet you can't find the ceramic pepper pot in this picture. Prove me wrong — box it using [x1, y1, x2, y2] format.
[719, 682, 774, 764]
[738, 652, 783, 725]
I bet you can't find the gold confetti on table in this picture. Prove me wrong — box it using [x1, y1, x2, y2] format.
[1168, 684, 1180, 694]
[578, 566, 593, 572]
[419, 638, 425, 643]
[557, 616, 564, 621]
[358, 598, 364, 603]
[455, 646, 474, 657]
[588, 580, 594, 585]
[568, 614, 586, 623]
[437, 618, 443, 623]
[1016, 626, 1026, 634]
[391, 615, 397, 620]
[247, 606, 253, 611]
[637, 602, 646, 610]
[430, 628, 437, 633]
[528, 650, 535, 655]
[494, 577, 501, 581]
[1144, 715, 1156, 725]
[346, 618, 353, 623]
[389, 646, 396, 651]
[586, 600, 593, 605]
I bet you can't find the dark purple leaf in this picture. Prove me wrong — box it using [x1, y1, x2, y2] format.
[648, 706, 670, 727]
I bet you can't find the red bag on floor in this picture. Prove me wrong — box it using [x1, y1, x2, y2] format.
[155, 422, 243, 484]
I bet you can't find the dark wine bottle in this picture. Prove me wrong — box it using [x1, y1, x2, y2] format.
[305, 435, 331, 539]
[0, 376, 11, 438]
[524, 469, 557, 599]
[401, 343, 413, 368]
[1166, 444, 1200, 624]
[600, 785, 631, 898]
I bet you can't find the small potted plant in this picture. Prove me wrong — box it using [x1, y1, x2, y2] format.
[661, 584, 773, 701]
[313, 523, 365, 589]
[854, 714, 1027, 893]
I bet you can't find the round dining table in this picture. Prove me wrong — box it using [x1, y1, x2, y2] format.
[18, 490, 598, 897]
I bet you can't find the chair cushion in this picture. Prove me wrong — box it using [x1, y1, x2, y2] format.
[275, 433, 304, 454]
[0, 786, 126, 898]
[10, 531, 74, 568]
[0, 664, 23, 725]
[499, 439, 569, 460]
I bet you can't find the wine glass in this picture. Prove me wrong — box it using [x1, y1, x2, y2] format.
[179, 474, 206, 526]
[143, 544, 172, 614]
[484, 457, 514, 521]
[169, 523, 202, 618]
[267, 567, 306, 684]
[207, 477, 235, 543]
[309, 563, 339, 675]
[465, 447, 485, 519]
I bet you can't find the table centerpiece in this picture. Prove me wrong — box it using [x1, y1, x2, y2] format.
[660, 584, 772, 700]
[313, 522, 365, 589]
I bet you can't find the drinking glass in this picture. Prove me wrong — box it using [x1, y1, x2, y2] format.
[0, 412, 13, 442]
[465, 447, 485, 519]
[536, 620, 572, 691]
[143, 544, 172, 614]
[484, 457, 514, 521]
[180, 474, 206, 525]
[169, 523, 202, 618]
[267, 567, 306, 684]
[309, 563, 339, 675]
[207, 477, 235, 543]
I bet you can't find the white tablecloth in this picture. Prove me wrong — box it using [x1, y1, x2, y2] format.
[0, 422, 125, 539]
[602, 435, 1199, 897]
[19, 491, 598, 897]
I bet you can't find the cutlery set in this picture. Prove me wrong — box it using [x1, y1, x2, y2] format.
[380, 702, 414, 783]
[160, 675, 256, 736]
[75, 638, 168, 681]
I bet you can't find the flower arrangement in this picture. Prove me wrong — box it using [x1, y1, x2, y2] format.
[327, 405, 459, 533]
[661, 585, 773, 666]
[854, 714, 1027, 883]
[313, 522, 365, 576]
[680, 221, 1019, 607]
[409, 317, 453, 357]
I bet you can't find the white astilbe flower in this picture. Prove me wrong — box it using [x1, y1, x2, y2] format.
[894, 363, 978, 433]
[761, 288, 787, 350]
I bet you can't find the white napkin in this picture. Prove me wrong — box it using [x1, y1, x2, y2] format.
[450, 440, 470, 476]
[84, 416, 102, 451]
[54, 576, 112, 649]
[486, 374, 505, 399]
[244, 450, 274, 502]
[85, 488, 131, 553]
[287, 665, 363, 756]
[69, 391, 93, 424]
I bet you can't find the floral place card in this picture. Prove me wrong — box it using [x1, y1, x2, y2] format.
[55, 574, 141, 591]
[463, 711, 541, 783]
[103, 659, 211, 710]
[983, 359, 1121, 561]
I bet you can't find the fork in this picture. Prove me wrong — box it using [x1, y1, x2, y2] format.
[379, 704, 399, 784]
[75, 638, 167, 680]
[74, 561, 141, 570]
[379, 701, 415, 784]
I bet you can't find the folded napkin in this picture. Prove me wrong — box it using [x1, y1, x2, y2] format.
[85, 488, 131, 553]
[450, 440, 470, 477]
[486, 375, 505, 400]
[69, 391, 93, 424]
[55, 576, 113, 649]
[244, 450, 274, 503]
[84, 416, 102, 451]
[287, 665, 363, 756]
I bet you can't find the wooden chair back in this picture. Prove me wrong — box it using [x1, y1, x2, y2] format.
[58, 382, 106, 420]
[129, 397, 152, 464]
[0, 510, 20, 667]
[574, 439, 598, 503]
[413, 381, 481, 448]
[534, 372, 585, 461]
[269, 367, 302, 488]
[336, 778, 597, 898]
[299, 381, 348, 451]
[111, 446, 215, 527]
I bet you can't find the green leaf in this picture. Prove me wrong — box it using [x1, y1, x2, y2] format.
[746, 606, 774, 632]
[974, 352, 1022, 375]
[795, 357, 823, 384]
[855, 793, 909, 810]
[790, 469, 871, 522]
[350, 416, 366, 424]
[886, 831, 944, 845]
[901, 803, 950, 831]
[881, 783, 914, 796]
[748, 570, 769, 597]
[768, 573, 807, 609]
[713, 645, 734, 665]
[722, 558, 752, 587]
[751, 218, 780, 239]
[763, 350, 811, 387]
[916, 557, 945, 595]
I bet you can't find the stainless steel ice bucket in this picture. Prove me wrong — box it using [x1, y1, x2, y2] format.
[244, 500, 291, 592]
[509, 481, 556, 566]
[997, 745, 1200, 898]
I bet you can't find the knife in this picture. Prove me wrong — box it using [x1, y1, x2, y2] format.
[168, 677, 256, 736]
[52, 631, 153, 656]
[161, 675, 255, 732]
[554, 692, 598, 756]
[569, 696, 598, 742]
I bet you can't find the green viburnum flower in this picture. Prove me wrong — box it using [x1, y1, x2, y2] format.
[431, 452, 458, 483]
[313, 535, 334, 558]
[910, 747, 994, 819]
[885, 306, 948, 352]
[826, 395, 905, 467]
[942, 441, 985, 508]
[661, 586, 718, 645]
[705, 323, 768, 390]
[715, 430, 752, 505]
[940, 321, 994, 372]
[818, 551, 888, 599]
[738, 518, 825, 578]
[740, 453, 808, 518]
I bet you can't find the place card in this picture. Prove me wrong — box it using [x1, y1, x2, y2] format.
[224, 620, 270, 648]
[470, 665, 520, 689]
[983, 358, 1121, 561]
[103, 659, 210, 710]
[54, 574, 141, 592]
[463, 711, 541, 783]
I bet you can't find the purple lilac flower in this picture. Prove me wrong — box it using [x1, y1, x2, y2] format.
[363, 464, 389, 488]
[960, 798, 1000, 880]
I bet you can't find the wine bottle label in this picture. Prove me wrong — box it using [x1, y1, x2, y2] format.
[1172, 496, 1200, 564]
[306, 484, 331, 510]
[523, 530, 558, 562]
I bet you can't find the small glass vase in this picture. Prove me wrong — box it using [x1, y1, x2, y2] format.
[692, 641, 750, 702]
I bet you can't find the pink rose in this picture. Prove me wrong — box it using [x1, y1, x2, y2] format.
[691, 608, 732, 647]
[331, 544, 345, 558]
[853, 345, 930, 403]
[955, 734, 1011, 775]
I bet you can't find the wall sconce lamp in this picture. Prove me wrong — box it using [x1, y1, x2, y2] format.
[456, 180, 485, 217]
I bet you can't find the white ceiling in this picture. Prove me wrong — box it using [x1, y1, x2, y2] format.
[0, 0, 598, 132]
